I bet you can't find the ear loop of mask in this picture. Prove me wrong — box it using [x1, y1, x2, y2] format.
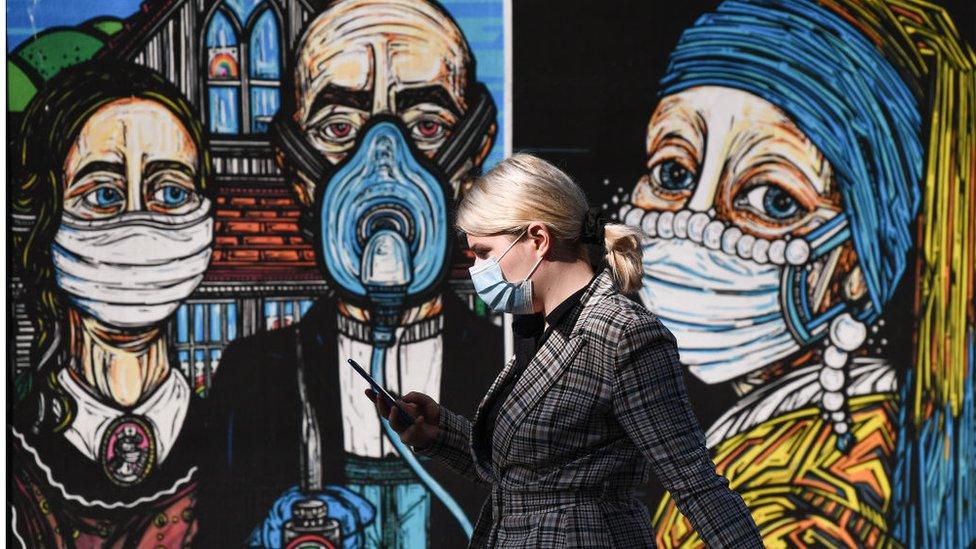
[497, 227, 545, 282]
[777, 213, 869, 453]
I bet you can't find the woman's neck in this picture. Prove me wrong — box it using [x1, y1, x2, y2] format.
[538, 259, 595, 318]
[68, 308, 171, 408]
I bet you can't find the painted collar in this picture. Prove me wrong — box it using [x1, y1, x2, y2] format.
[58, 367, 191, 466]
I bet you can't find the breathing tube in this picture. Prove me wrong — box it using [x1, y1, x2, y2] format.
[355, 168, 474, 537]
[368, 330, 473, 537]
[350, 128, 474, 535]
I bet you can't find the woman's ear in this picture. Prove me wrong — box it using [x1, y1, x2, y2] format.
[526, 221, 550, 256]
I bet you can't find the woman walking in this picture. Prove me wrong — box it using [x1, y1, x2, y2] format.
[367, 154, 763, 547]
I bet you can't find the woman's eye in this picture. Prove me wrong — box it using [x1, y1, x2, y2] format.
[83, 186, 125, 209]
[153, 185, 191, 207]
[651, 159, 696, 192]
[411, 119, 446, 141]
[737, 184, 806, 221]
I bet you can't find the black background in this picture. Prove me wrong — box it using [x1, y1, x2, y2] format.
[512, 0, 975, 511]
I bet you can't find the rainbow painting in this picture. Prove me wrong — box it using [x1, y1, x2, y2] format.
[208, 50, 239, 79]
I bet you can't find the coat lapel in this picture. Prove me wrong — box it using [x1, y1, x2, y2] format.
[470, 353, 517, 478]
[488, 269, 617, 470]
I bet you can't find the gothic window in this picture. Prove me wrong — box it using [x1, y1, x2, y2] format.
[204, 1, 282, 134]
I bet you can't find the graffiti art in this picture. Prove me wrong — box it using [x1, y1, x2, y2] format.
[6, 0, 973, 548]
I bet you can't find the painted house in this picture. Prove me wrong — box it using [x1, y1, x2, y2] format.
[7, 0, 492, 393]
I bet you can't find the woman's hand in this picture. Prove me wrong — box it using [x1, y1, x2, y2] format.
[365, 389, 441, 449]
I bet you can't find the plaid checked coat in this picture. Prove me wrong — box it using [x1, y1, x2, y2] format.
[416, 268, 764, 548]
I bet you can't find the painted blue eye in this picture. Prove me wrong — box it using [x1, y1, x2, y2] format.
[154, 185, 190, 207]
[741, 184, 804, 221]
[83, 186, 124, 208]
[653, 160, 696, 191]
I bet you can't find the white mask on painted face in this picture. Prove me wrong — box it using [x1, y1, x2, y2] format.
[625, 203, 853, 383]
[640, 237, 800, 383]
[51, 198, 213, 328]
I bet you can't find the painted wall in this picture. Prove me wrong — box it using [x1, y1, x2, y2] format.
[515, 1, 975, 548]
[7, 0, 974, 548]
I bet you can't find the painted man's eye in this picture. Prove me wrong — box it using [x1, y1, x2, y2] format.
[153, 185, 191, 207]
[651, 160, 696, 192]
[312, 120, 358, 144]
[411, 119, 446, 141]
[83, 186, 125, 209]
[325, 122, 353, 139]
[737, 184, 806, 221]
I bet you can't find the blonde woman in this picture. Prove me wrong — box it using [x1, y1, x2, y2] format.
[366, 154, 763, 547]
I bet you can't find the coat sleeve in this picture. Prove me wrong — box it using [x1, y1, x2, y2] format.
[610, 315, 764, 548]
[412, 406, 489, 485]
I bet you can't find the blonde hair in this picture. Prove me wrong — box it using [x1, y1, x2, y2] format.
[456, 153, 643, 294]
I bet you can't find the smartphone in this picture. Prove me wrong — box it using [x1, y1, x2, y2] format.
[347, 358, 417, 426]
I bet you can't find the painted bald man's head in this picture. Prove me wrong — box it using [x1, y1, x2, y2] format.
[293, 0, 475, 166]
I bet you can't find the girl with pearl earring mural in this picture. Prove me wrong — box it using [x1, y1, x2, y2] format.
[615, 0, 975, 546]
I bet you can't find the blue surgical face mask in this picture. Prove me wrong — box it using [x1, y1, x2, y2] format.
[468, 228, 544, 315]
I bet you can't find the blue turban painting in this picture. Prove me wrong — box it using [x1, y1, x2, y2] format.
[618, 0, 975, 546]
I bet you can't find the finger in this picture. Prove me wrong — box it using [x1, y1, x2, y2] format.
[388, 406, 404, 432]
[375, 395, 391, 416]
[402, 392, 436, 416]
[391, 408, 413, 433]
[403, 392, 433, 406]
[399, 423, 418, 445]
[364, 388, 376, 401]
[400, 402, 421, 416]
[401, 415, 427, 441]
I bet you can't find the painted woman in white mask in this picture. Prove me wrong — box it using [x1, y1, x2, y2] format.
[9, 61, 214, 547]
[615, 0, 975, 546]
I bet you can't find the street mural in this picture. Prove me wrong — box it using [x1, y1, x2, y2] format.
[612, 0, 975, 547]
[6, 0, 974, 548]
[8, 0, 506, 547]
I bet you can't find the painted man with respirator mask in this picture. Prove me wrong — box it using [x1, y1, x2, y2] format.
[8, 61, 213, 547]
[197, 0, 502, 547]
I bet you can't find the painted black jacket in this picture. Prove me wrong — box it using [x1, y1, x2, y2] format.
[194, 289, 503, 548]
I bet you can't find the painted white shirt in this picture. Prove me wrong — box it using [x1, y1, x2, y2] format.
[58, 367, 192, 465]
[337, 326, 443, 457]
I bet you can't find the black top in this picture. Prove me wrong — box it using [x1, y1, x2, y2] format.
[479, 273, 597, 460]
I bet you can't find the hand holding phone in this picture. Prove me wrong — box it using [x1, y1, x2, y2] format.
[347, 358, 416, 426]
